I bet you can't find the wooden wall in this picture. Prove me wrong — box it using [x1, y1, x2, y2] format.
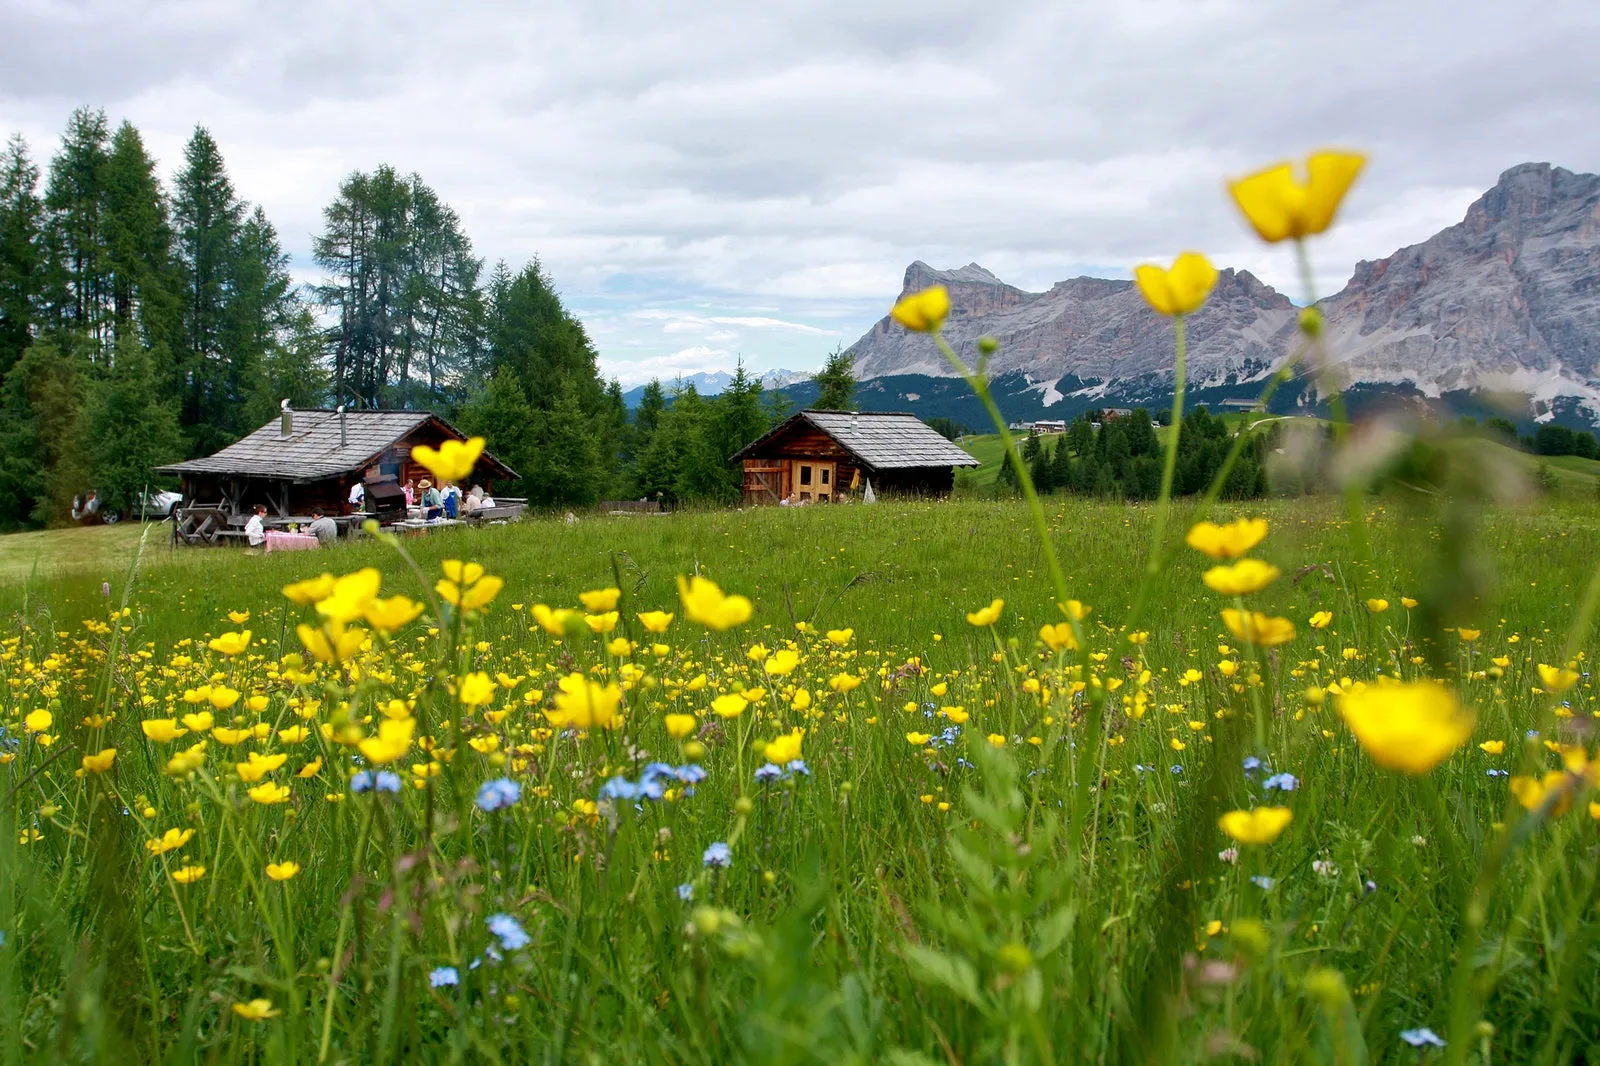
[740, 424, 956, 504]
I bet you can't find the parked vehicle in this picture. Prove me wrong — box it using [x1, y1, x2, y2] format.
[74, 490, 184, 523]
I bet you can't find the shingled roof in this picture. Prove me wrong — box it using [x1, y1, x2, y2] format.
[733, 410, 980, 470]
[156, 410, 516, 482]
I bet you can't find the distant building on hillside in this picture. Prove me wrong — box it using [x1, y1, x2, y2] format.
[732, 409, 979, 504]
[1218, 398, 1258, 410]
[156, 406, 519, 543]
[1033, 419, 1067, 434]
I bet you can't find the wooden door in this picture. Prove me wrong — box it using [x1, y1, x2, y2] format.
[795, 460, 835, 502]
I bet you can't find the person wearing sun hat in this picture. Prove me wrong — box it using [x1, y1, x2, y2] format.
[419, 478, 442, 519]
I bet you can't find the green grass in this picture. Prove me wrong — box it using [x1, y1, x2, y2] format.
[3, 496, 1600, 1062]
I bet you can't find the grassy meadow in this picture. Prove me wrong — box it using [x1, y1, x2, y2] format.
[2, 491, 1600, 1064]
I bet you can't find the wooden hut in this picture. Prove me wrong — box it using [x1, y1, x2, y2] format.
[156, 406, 518, 542]
[732, 410, 979, 504]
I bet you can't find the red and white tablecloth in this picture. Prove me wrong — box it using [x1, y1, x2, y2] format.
[264, 531, 320, 553]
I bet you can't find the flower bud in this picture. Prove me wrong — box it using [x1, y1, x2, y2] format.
[1298, 307, 1323, 337]
[978, 336, 999, 355]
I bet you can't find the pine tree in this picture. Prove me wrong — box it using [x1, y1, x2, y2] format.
[172, 126, 245, 447]
[0, 135, 43, 376]
[228, 206, 302, 427]
[812, 345, 855, 410]
[1051, 433, 1073, 491]
[87, 334, 184, 516]
[0, 337, 89, 527]
[41, 108, 112, 347]
[530, 379, 601, 506]
[706, 360, 770, 499]
[101, 121, 178, 359]
[458, 367, 534, 497]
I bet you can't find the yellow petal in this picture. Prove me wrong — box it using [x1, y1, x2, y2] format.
[1303, 150, 1367, 235]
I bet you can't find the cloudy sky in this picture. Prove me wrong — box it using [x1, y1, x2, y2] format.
[5, 0, 1600, 384]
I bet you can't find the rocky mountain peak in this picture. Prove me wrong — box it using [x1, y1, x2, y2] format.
[847, 162, 1600, 418]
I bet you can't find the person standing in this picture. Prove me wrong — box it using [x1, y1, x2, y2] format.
[403, 479, 416, 507]
[442, 483, 459, 519]
[307, 508, 339, 546]
[348, 480, 365, 511]
[420, 479, 442, 519]
[244, 505, 267, 547]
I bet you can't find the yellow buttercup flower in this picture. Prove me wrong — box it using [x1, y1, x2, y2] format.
[1537, 664, 1579, 693]
[358, 717, 415, 765]
[364, 595, 425, 633]
[664, 713, 698, 739]
[1134, 252, 1217, 316]
[1228, 150, 1366, 243]
[1366, 599, 1389, 614]
[236, 752, 287, 782]
[1338, 680, 1474, 774]
[227, 610, 250, 624]
[298, 621, 366, 664]
[966, 598, 1004, 627]
[764, 649, 800, 676]
[531, 604, 581, 636]
[457, 672, 497, 707]
[791, 688, 812, 711]
[638, 610, 674, 634]
[247, 782, 292, 805]
[411, 436, 486, 483]
[826, 628, 854, 646]
[711, 693, 749, 719]
[208, 686, 240, 711]
[1478, 740, 1505, 755]
[172, 864, 206, 884]
[1457, 628, 1481, 642]
[677, 575, 753, 630]
[80, 748, 116, 773]
[828, 673, 862, 694]
[1401, 597, 1419, 609]
[1202, 559, 1280, 596]
[1509, 771, 1585, 817]
[1220, 609, 1296, 647]
[764, 728, 804, 765]
[315, 568, 382, 624]
[181, 711, 213, 733]
[905, 732, 932, 746]
[580, 587, 621, 612]
[584, 611, 619, 634]
[282, 573, 335, 606]
[890, 285, 950, 333]
[1186, 518, 1267, 559]
[266, 862, 301, 882]
[1308, 610, 1333, 629]
[1218, 806, 1293, 845]
[232, 999, 280, 1021]
[24, 709, 52, 733]
[546, 672, 624, 730]
[141, 718, 187, 743]
[145, 827, 195, 855]
[207, 630, 251, 656]
[1038, 622, 1078, 653]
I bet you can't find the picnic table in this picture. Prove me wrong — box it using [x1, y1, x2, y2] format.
[264, 530, 320, 553]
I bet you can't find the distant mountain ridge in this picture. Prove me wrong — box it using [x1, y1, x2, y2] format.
[845, 163, 1600, 424]
[621, 368, 810, 408]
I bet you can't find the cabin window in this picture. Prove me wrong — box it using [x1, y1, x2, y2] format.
[820, 468, 830, 485]
[799, 465, 812, 486]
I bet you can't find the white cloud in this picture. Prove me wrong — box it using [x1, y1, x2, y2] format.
[4, 0, 1600, 379]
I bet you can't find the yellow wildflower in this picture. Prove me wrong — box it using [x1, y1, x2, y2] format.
[1202, 559, 1280, 596]
[889, 285, 950, 332]
[1227, 150, 1366, 243]
[711, 693, 749, 719]
[966, 598, 1004, 627]
[411, 436, 486, 483]
[664, 713, 698, 739]
[247, 782, 292, 805]
[172, 864, 206, 884]
[1218, 807, 1293, 845]
[677, 575, 753, 630]
[1309, 610, 1333, 629]
[580, 587, 621, 612]
[1134, 252, 1217, 316]
[207, 630, 251, 656]
[282, 573, 336, 605]
[141, 718, 187, 743]
[546, 672, 624, 730]
[638, 610, 674, 634]
[232, 999, 280, 1021]
[1538, 664, 1579, 693]
[145, 827, 195, 855]
[1338, 681, 1474, 774]
[1186, 518, 1267, 559]
[80, 748, 116, 773]
[1221, 609, 1296, 647]
[364, 595, 425, 633]
[764, 729, 804, 764]
[265, 862, 301, 882]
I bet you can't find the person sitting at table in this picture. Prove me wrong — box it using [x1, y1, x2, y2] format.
[419, 479, 442, 519]
[244, 505, 267, 548]
[307, 507, 339, 546]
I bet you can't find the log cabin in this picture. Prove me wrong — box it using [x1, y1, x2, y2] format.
[155, 406, 518, 541]
[732, 410, 979, 505]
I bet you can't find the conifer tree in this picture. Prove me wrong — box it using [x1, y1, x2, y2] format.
[0, 135, 43, 376]
[87, 334, 183, 516]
